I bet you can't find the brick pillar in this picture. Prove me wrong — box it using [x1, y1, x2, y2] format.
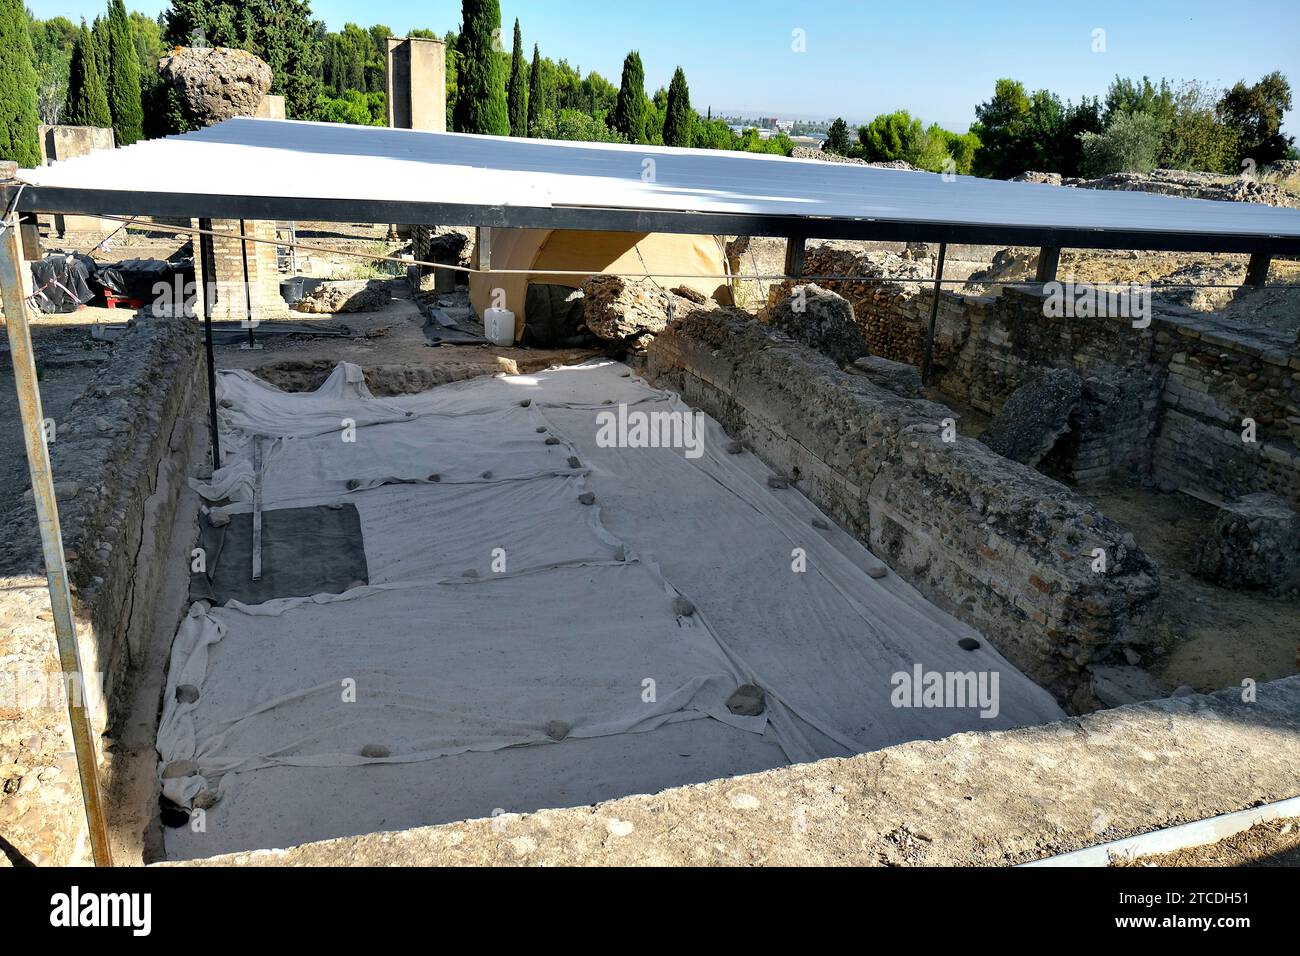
[193, 219, 282, 322]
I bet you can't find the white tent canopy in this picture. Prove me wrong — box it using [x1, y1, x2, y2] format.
[12, 117, 1300, 253]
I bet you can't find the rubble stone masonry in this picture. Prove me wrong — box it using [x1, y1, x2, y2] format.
[805, 247, 1300, 507]
[647, 308, 1160, 705]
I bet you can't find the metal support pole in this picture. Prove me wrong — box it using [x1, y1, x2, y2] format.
[1035, 245, 1061, 284]
[920, 241, 947, 386]
[476, 226, 492, 272]
[197, 219, 221, 469]
[783, 236, 806, 279]
[1245, 252, 1271, 287]
[0, 211, 113, 866]
[238, 218, 259, 350]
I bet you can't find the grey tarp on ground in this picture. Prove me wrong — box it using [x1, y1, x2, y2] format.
[190, 503, 369, 605]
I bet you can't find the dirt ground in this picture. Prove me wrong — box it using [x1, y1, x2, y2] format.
[1115, 816, 1300, 867]
[1085, 485, 1299, 692]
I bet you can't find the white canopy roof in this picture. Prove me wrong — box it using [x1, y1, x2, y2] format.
[14, 117, 1300, 253]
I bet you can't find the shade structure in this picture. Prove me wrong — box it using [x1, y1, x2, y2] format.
[9, 117, 1300, 254]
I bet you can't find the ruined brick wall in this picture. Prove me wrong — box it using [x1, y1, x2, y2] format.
[47, 314, 203, 734]
[194, 218, 282, 322]
[647, 308, 1160, 705]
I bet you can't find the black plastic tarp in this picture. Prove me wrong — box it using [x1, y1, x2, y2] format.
[30, 254, 95, 313]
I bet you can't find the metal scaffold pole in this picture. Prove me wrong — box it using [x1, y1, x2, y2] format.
[0, 210, 113, 866]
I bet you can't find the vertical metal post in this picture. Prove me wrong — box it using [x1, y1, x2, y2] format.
[1035, 245, 1061, 284]
[920, 241, 947, 386]
[476, 226, 492, 272]
[1245, 252, 1271, 287]
[238, 218, 257, 350]
[197, 219, 221, 469]
[783, 236, 806, 279]
[0, 210, 113, 866]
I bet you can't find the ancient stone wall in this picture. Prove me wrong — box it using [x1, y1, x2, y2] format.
[647, 308, 1159, 704]
[0, 313, 202, 864]
[1152, 314, 1300, 506]
[808, 245, 1300, 506]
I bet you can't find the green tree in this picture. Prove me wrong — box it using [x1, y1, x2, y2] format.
[526, 42, 541, 136]
[106, 0, 142, 144]
[63, 23, 111, 129]
[506, 18, 526, 136]
[858, 110, 924, 162]
[661, 66, 691, 147]
[91, 15, 109, 86]
[1104, 75, 1174, 126]
[452, 0, 508, 135]
[613, 50, 645, 143]
[1218, 71, 1294, 168]
[824, 116, 850, 154]
[1161, 81, 1237, 172]
[938, 128, 980, 176]
[1079, 111, 1164, 176]
[0, 0, 40, 166]
[163, 0, 324, 120]
[30, 14, 78, 124]
[534, 106, 625, 143]
[971, 78, 1031, 178]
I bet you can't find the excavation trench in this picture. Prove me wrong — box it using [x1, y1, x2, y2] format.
[149, 354, 1073, 861]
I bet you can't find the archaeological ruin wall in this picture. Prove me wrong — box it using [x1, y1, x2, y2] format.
[804, 247, 1300, 508]
[647, 308, 1160, 706]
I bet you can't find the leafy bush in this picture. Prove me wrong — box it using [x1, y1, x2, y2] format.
[1079, 111, 1165, 176]
[318, 89, 386, 127]
[534, 107, 626, 143]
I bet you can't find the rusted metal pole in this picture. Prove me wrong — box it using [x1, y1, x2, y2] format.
[0, 210, 113, 866]
[920, 241, 947, 386]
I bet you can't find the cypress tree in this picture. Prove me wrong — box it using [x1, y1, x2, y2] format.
[64, 23, 112, 129]
[506, 18, 526, 137]
[106, 0, 142, 144]
[525, 42, 542, 136]
[91, 16, 110, 95]
[0, 0, 40, 166]
[451, 0, 508, 135]
[662, 66, 692, 148]
[613, 51, 646, 144]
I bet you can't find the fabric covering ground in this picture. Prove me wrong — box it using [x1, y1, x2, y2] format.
[160, 359, 1063, 860]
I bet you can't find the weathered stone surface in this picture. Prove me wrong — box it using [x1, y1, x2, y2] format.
[1077, 169, 1300, 209]
[979, 369, 1083, 467]
[1090, 665, 1167, 708]
[293, 280, 393, 314]
[0, 313, 203, 866]
[173, 677, 1300, 867]
[847, 355, 923, 398]
[1009, 171, 1062, 186]
[647, 308, 1158, 702]
[158, 47, 272, 127]
[761, 283, 869, 367]
[579, 275, 713, 349]
[1192, 493, 1300, 593]
[790, 146, 918, 171]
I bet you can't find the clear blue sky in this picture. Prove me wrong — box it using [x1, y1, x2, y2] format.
[28, 0, 1300, 132]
